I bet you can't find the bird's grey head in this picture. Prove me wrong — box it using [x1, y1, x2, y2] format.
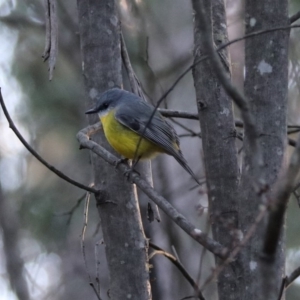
[85, 88, 124, 117]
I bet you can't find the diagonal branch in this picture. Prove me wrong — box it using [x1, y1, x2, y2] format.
[285, 266, 300, 288]
[277, 266, 300, 300]
[77, 125, 228, 259]
[0, 88, 98, 194]
[262, 134, 300, 258]
[290, 10, 300, 24]
[156, 23, 300, 112]
[149, 242, 205, 300]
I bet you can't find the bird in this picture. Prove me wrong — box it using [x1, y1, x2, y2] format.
[85, 88, 199, 184]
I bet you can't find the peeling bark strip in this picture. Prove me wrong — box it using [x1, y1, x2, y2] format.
[43, 0, 58, 80]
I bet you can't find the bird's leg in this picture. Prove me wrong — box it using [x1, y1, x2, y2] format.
[131, 156, 141, 170]
[123, 156, 141, 178]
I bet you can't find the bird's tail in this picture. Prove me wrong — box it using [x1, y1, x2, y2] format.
[173, 152, 200, 185]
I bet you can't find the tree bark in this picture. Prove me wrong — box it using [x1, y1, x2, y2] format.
[240, 0, 289, 299]
[77, 1, 151, 299]
[192, 0, 241, 299]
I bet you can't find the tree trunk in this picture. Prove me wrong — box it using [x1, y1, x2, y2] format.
[0, 182, 30, 300]
[240, 0, 289, 299]
[192, 0, 241, 299]
[77, 1, 151, 299]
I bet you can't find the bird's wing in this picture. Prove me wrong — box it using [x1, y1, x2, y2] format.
[115, 101, 180, 157]
[115, 98, 200, 184]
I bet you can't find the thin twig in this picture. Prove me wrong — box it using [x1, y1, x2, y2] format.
[277, 266, 300, 300]
[149, 242, 205, 300]
[0, 88, 99, 194]
[285, 266, 300, 288]
[288, 128, 300, 134]
[156, 24, 300, 113]
[80, 193, 102, 300]
[77, 126, 227, 259]
[170, 118, 201, 138]
[263, 133, 300, 258]
[120, 32, 141, 96]
[290, 10, 300, 24]
[81, 193, 90, 278]
[179, 133, 201, 139]
[171, 245, 181, 263]
[158, 109, 198, 120]
[54, 193, 86, 225]
[277, 277, 286, 300]
[42, 0, 58, 80]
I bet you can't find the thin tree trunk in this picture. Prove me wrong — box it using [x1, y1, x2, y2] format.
[240, 0, 289, 299]
[77, 1, 151, 299]
[0, 182, 30, 300]
[192, 0, 241, 299]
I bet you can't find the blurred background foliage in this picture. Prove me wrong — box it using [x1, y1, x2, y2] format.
[0, 0, 299, 299]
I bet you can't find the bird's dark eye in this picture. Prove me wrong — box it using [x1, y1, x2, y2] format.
[102, 102, 109, 109]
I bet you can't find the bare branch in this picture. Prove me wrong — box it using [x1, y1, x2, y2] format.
[158, 109, 199, 120]
[277, 266, 300, 300]
[156, 23, 300, 109]
[80, 192, 102, 300]
[42, 0, 58, 80]
[121, 32, 142, 96]
[263, 134, 300, 258]
[290, 10, 300, 24]
[285, 266, 300, 288]
[0, 88, 98, 194]
[54, 193, 86, 225]
[149, 242, 205, 300]
[76, 125, 228, 259]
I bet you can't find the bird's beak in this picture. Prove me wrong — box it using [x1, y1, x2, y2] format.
[85, 107, 98, 114]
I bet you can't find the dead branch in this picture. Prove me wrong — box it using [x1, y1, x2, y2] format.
[76, 125, 228, 259]
[0, 88, 98, 194]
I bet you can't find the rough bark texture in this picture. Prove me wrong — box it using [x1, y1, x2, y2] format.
[192, 0, 241, 299]
[77, 1, 151, 299]
[240, 0, 289, 299]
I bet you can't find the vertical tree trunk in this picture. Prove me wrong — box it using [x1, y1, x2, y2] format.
[240, 0, 289, 299]
[77, 1, 151, 299]
[0, 182, 30, 300]
[192, 1, 241, 299]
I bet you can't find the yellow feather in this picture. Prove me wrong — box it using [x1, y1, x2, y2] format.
[100, 110, 163, 159]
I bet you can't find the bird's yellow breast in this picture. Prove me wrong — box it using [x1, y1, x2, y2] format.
[100, 110, 163, 159]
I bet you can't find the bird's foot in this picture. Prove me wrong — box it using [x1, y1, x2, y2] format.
[123, 167, 140, 179]
[114, 157, 129, 168]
